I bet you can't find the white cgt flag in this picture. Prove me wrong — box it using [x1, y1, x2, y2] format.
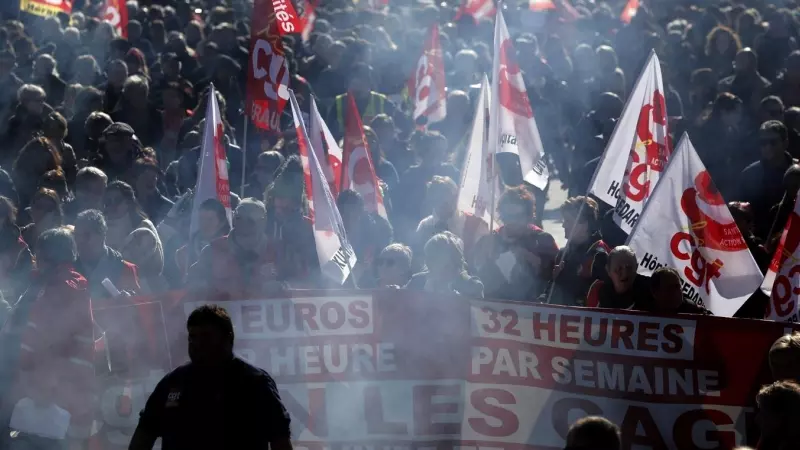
[761, 191, 800, 322]
[457, 75, 498, 229]
[626, 134, 762, 317]
[408, 24, 447, 125]
[309, 97, 343, 197]
[189, 84, 232, 238]
[588, 50, 671, 234]
[489, 10, 548, 190]
[289, 90, 356, 285]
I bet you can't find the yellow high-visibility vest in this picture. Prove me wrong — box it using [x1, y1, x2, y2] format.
[335, 92, 387, 130]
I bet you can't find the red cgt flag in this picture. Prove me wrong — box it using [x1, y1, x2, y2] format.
[407, 24, 447, 126]
[620, 0, 639, 23]
[341, 95, 387, 220]
[246, 0, 302, 132]
[103, 0, 129, 38]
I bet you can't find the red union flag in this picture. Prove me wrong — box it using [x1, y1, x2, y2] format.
[454, 0, 495, 21]
[299, 0, 317, 44]
[246, 0, 301, 131]
[189, 86, 232, 238]
[310, 97, 343, 198]
[341, 95, 387, 220]
[626, 134, 762, 317]
[103, 0, 128, 38]
[762, 191, 800, 322]
[621, 0, 640, 23]
[290, 91, 356, 284]
[589, 50, 671, 234]
[489, 11, 548, 190]
[19, 0, 72, 17]
[407, 25, 447, 126]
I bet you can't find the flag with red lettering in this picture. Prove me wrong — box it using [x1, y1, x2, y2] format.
[620, 0, 639, 23]
[407, 25, 447, 126]
[189, 85, 232, 238]
[761, 192, 800, 322]
[290, 91, 356, 284]
[457, 75, 498, 230]
[341, 95, 388, 219]
[626, 134, 762, 317]
[300, 0, 317, 44]
[490, 11, 549, 190]
[310, 97, 343, 198]
[246, 0, 301, 131]
[588, 50, 670, 234]
[19, 0, 72, 17]
[454, 0, 495, 21]
[103, 0, 128, 38]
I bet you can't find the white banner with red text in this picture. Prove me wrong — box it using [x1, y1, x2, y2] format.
[90, 290, 791, 449]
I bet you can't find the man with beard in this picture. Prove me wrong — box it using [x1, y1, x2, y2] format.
[129, 304, 293, 450]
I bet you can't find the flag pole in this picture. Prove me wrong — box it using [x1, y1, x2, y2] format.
[241, 118, 248, 197]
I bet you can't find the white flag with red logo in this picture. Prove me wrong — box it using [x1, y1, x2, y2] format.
[407, 25, 447, 125]
[290, 90, 356, 285]
[190, 85, 232, 238]
[103, 0, 128, 38]
[588, 50, 671, 234]
[761, 192, 800, 322]
[490, 11, 549, 190]
[310, 97, 343, 198]
[341, 95, 388, 219]
[455, 0, 495, 21]
[626, 134, 762, 317]
[457, 75, 498, 229]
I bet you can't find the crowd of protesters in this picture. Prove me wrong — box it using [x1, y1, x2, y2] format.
[0, 0, 799, 447]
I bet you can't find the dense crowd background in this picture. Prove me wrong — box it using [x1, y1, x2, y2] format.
[0, 0, 800, 447]
[0, 0, 798, 316]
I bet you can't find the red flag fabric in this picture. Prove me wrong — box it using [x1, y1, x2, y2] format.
[454, 0, 495, 21]
[407, 25, 447, 126]
[341, 95, 387, 219]
[300, 0, 317, 44]
[529, 0, 555, 11]
[103, 0, 129, 38]
[620, 0, 639, 23]
[246, 0, 301, 131]
[189, 86, 232, 238]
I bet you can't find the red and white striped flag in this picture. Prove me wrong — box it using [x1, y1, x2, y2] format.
[189, 85, 232, 238]
[490, 10, 549, 190]
[310, 97, 343, 198]
[300, 0, 317, 44]
[455, 0, 495, 21]
[341, 95, 387, 219]
[290, 91, 356, 284]
[407, 25, 447, 126]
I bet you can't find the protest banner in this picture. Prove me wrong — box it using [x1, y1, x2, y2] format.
[19, 0, 72, 17]
[91, 289, 792, 449]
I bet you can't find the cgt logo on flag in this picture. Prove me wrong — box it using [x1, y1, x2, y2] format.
[498, 40, 532, 119]
[669, 171, 745, 296]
